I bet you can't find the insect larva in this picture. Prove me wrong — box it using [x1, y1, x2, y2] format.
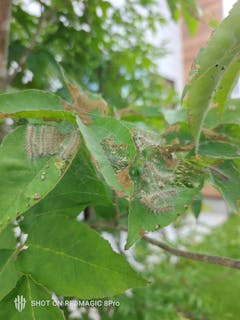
[160, 189, 177, 197]
[149, 204, 173, 214]
[142, 190, 177, 206]
[26, 125, 37, 160]
[59, 131, 80, 160]
[158, 204, 173, 212]
[26, 125, 79, 161]
[45, 126, 59, 155]
[38, 125, 47, 156]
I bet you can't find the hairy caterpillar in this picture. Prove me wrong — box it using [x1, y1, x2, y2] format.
[141, 191, 174, 214]
[59, 130, 80, 160]
[26, 125, 37, 160]
[26, 125, 79, 161]
[159, 189, 177, 197]
[150, 204, 173, 214]
[38, 125, 47, 156]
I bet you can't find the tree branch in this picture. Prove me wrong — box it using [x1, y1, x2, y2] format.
[7, 4, 46, 85]
[91, 223, 240, 270]
[142, 235, 240, 269]
[0, 0, 12, 90]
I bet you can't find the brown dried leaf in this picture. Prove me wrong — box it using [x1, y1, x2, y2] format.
[63, 83, 108, 124]
[117, 165, 132, 194]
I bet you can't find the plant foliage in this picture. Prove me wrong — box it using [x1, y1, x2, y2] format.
[0, 0, 240, 318]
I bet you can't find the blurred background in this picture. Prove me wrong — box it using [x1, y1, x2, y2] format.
[2, 0, 240, 319]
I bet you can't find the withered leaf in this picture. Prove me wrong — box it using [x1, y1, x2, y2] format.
[63, 83, 108, 124]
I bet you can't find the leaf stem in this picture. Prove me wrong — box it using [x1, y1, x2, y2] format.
[91, 223, 240, 269]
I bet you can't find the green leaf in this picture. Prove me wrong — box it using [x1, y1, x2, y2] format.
[191, 193, 203, 218]
[17, 214, 145, 298]
[166, 0, 180, 21]
[221, 100, 240, 125]
[0, 250, 19, 301]
[166, 0, 199, 33]
[199, 141, 240, 159]
[90, 118, 136, 165]
[180, 0, 199, 35]
[161, 108, 187, 125]
[126, 149, 202, 247]
[208, 160, 240, 211]
[0, 125, 78, 232]
[205, 100, 240, 127]
[27, 145, 112, 217]
[0, 225, 16, 249]
[126, 187, 197, 248]
[0, 90, 74, 122]
[0, 276, 64, 319]
[213, 55, 240, 115]
[77, 116, 133, 196]
[186, 1, 240, 150]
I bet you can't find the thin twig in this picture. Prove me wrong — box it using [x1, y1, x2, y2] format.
[142, 236, 240, 269]
[91, 223, 240, 270]
[0, 0, 12, 90]
[7, 4, 46, 85]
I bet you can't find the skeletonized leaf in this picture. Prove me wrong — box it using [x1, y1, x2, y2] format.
[63, 83, 108, 124]
[76, 116, 133, 196]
